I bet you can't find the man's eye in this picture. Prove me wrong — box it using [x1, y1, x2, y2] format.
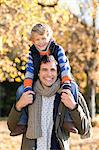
[51, 69, 56, 72]
[42, 68, 47, 71]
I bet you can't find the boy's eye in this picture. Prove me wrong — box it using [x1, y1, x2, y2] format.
[36, 38, 39, 40]
[35, 39, 39, 42]
[42, 38, 46, 40]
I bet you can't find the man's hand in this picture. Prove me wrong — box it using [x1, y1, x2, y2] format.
[16, 91, 34, 111]
[61, 89, 77, 110]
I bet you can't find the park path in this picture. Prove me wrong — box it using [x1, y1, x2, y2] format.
[0, 119, 99, 150]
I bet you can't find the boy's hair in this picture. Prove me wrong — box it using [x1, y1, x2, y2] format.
[31, 23, 53, 38]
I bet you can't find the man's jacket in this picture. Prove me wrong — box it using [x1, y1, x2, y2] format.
[7, 92, 91, 150]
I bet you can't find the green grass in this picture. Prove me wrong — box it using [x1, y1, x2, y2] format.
[0, 117, 8, 121]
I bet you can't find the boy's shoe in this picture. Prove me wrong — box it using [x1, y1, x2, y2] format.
[10, 125, 27, 136]
[63, 122, 78, 133]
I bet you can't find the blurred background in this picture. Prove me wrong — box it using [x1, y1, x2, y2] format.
[0, 0, 99, 149]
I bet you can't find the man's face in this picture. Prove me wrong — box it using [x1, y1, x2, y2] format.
[31, 32, 51, 51]
[39, 61, 57, 88]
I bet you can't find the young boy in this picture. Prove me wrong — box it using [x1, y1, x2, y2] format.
[11, 23, 79, 136]
[24, 23, 78, 96]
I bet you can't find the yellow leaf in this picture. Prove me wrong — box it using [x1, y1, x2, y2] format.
[21, 66, 26, 70]
[15, 58, 20, 63]
[15, 77, 21, 82]
[21, 74, 25, 80]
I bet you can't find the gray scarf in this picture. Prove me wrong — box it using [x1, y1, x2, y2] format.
[26, 79, 60, 139]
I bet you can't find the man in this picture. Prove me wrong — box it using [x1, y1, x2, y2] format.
[7, 55, 91, 150]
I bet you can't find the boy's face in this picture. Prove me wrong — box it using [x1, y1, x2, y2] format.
[31, 32, 51, 51]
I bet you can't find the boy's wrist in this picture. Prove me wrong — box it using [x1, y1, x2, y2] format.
[71, 103, 78, 111]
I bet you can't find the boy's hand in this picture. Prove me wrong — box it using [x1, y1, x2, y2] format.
[16, 91, 35, 111]
[61, 89, 76, 110]
[61, 89, 71, 95]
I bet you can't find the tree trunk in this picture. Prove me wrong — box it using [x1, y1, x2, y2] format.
[85, 76, 96, 119]
[90, 81, 96, 119]
[0, 84, 6, 117]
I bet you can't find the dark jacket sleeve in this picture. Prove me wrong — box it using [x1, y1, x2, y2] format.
[7, 105, 22, 132]
[70, 92, 92, 139]
[62, 92, 92, 139]
[70, 104, 90, 135]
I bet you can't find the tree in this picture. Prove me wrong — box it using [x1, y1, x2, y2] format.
[0, 0, 70, 82]
[63, 0, 99, 119]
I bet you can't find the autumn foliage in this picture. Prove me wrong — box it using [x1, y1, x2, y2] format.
[0, 0, 99, 93]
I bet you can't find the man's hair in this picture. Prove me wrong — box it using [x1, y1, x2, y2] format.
[40, 55, 58, 65]
[40, 55, 60, 77]
[31, 23, 53, 38]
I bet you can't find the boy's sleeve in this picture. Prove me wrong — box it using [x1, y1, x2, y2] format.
[57, 46, 72, 90]
[24, 51, 34, 92]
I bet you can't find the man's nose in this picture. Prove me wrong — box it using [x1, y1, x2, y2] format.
[47, 70, 52, 76]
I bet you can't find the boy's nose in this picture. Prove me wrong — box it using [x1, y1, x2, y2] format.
[39, 39, 44, 43]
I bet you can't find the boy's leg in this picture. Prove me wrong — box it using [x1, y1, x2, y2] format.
[71, 81, 78, 102]
[64, 109, 78, 133]
[16, 84, 28, 125]
[16, 84, 24, 100]
[10, 84, 28, 136]
[63, 81, 79, 133]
